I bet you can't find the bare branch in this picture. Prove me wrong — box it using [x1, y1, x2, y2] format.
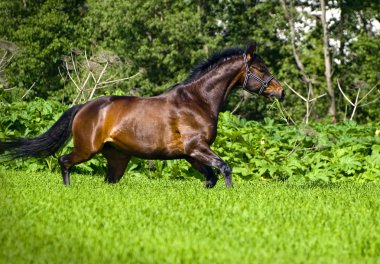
[350, 88, 361, 120]
[63, 49, 140, 105]
[84, 50, 98, 87]
[70, 49, 81, 84]
[21, 82, 36, 99]
[3, 86, 17, 91]
[0, 52, 14, 72]
[65, 61, 81, 91]
[361, 96, 380, 107]
[337, 80, 354, 106]
[88, 61, 109, 100]
[284, 82, 307, 102]
[0, 40, 19, 52]
[309, 93, 327, 102]
[0, 50, 8, 67]
[284, 81, 326, 124]
[98, 72, 141, 86]
[71, 89, 83, 106]
[357, 81, 379, 105]
[337, 80, 379, 120]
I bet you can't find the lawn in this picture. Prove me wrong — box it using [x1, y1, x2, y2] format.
[1, 170, 380, 263]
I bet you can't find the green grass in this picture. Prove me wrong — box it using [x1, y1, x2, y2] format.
[1, 171, 380, 263]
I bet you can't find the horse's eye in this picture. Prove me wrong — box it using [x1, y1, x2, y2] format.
[259, 65, 268, 72]
[252, 66, 264, 72]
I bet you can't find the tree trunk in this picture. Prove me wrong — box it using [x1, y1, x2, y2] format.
[280, 0, 317, 122]
[320, 0, 336, 122]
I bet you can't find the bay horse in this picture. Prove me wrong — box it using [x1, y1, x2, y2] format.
[0, 42, 284, 188]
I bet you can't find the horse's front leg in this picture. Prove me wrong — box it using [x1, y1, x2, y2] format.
[186, 157, 218, 188]
[185, 142, 232, 188]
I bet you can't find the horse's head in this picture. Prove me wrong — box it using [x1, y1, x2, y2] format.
[240, 42, 285, 101]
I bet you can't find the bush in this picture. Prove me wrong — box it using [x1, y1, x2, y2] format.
[1, 99, 379, 182]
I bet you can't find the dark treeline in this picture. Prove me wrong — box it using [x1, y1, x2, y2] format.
[0, 0, 379, 123]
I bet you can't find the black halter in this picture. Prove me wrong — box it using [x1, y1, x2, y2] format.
[242, 53, 274, 94]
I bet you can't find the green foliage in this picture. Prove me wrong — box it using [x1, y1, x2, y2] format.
[215, 112, 380, 182]
[1, 99, 379, 182]
[0, 98, 66, 172]
[1, 0, 379, 121]
[2, 172, 380, 263]
[78, 0, 223, 94]
[0, 0, 85, 98]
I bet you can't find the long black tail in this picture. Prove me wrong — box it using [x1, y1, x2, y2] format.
[0, 104, 83, 160]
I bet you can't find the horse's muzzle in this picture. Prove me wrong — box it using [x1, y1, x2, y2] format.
[269, 89, 285, 101]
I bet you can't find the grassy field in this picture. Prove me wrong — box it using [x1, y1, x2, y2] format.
[1, 170, 380, 263]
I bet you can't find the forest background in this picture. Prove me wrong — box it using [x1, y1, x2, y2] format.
[0, 0, 379, 123]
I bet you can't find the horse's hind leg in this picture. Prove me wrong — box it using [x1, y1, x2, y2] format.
[101, 145, 130, 183]
[186, 157, 218, 188]
[58, 148, 95, 185]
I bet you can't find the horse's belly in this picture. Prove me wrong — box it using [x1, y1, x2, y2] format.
[108, 123, 184, 159]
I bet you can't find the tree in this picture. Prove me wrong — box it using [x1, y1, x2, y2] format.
[320, 0, 336, 122]
[0, 0, 86, 98]
[328, 0, 380, 121]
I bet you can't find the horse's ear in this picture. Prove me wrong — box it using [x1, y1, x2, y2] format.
[245, 41, 257, 58]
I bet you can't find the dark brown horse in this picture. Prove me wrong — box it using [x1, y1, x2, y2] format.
[0, 42, 284, 188]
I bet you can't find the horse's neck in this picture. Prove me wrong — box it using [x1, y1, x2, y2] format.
[191, 58, 243, 117]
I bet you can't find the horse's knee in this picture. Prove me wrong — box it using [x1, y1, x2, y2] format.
[58, 151, 93, 185]
[58, 155, 73, 173]
[58, 155, 71, 185]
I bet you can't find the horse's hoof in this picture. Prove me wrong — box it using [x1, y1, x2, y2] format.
[225, 182, 233, 188]
[204, 181, 216, 188]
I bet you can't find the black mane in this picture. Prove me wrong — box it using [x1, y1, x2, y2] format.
[183, 46, 244, 84]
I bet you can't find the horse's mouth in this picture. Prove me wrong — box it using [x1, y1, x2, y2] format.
[269, 90, 285, 101]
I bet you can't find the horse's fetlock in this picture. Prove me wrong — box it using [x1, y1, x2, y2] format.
[221, 163, 231, 175]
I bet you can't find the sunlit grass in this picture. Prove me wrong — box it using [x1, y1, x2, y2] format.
[1, 170, 380, 263]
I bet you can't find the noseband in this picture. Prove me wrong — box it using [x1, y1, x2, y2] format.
[242, 53, 274, 94]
